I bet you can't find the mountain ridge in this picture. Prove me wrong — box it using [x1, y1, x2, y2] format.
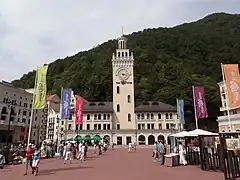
[12, 13, 240, 109]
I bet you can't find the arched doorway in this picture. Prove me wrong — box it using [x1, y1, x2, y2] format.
[157, 135, 165, 143]
[0, 107, 7, 120]
[138, 135, 146, 145]
[148, 135, 155, 145]
[103, 135, 110, 143]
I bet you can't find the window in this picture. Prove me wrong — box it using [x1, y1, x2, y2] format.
[171, 123, 176, 129]
[98, 124, 101, 130]
[166, 123, 170, 129]
[117, 124, 120, 130]
[137, 114, 140, 119]
[147, 124, 150, 130]
[18, 109, 21, 115]
[141, 124, 145, 130]
[107, 114, 110, 120]
[169, 113, 173, 119]
[138, 124, 141, 129]
[103, 114, 106, 120]
[33, 132, 36, 136]
[23, 111, 27, 116]
[76, 125, 79, 130]
[150, 114, 154, 119]
[159, 124, 162, 130]
[79, 124, 83, 130]
[147, 114, 150, 119]
[158, 113, 161, 119]
[103, 124, 106, 130]
[117, 104, 120, 112]
[141, 114, 144, 119]
[87, 124, 90, 130]
[87, 114, 90, 120]
[94, 114, 97, 120]
[125, 52, 128, 57]
[222, 94, 226, 100]
[107, 124, 110, 130]
[151, 124, 154, 129]
[128, 114, 131, 122]
[94, 124, 97, 130]
[117, 86, 120, 94]
[98, 114, 101, 120]
[127, 95, 131, 103]
[61, 121, 64, 125]
[68, 124, 72, 130]
[165, 113, 169, 119]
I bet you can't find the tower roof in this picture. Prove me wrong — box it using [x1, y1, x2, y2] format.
[117, 35, 127, 41]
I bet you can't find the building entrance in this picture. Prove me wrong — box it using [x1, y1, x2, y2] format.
[117, 136, 122, 145]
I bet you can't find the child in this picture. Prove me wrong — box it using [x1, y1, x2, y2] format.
[32, 147, 41, 176]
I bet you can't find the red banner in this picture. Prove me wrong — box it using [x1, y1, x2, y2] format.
[75, 97, 84, 124]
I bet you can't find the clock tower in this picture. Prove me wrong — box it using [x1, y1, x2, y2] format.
[112, 35, 135, 130]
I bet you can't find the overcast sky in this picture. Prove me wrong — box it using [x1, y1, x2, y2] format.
[0, 0, 239, 81]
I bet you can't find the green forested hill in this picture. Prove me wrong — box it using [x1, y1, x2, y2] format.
[13, 13, 240, 112]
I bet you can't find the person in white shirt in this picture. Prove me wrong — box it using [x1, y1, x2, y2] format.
[128, 142, 132, 152]
[79, 143, 86, 161]
[64, 143, 73, 164]
[77, 142, 82, 160]
[178, 142, 187, 165]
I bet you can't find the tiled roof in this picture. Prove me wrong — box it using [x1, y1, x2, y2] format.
[46, 94, 57, 101]
[82, 101, 176, 113]
[83, 102, 113, 113]
[135, 101, 176, 112]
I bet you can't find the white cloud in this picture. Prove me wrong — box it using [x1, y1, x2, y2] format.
[0, 0, 239, 81]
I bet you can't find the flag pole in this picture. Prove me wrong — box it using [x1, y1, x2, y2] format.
[220, 63, 232, 132]
[176, 99, 181, 132]
[192, 86, 199, 129]
[27, 67, 38, 146]
[72, 91, 75, 139]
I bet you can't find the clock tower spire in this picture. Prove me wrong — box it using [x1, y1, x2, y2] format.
[112, 34, 135, 134]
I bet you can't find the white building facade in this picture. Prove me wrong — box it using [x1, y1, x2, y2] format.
[57, 35, 179, 145]
[0, 81, 47, 145]
[217, 81, 240, 132]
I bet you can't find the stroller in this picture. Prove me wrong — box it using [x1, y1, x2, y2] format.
[0, 151, 6, 169]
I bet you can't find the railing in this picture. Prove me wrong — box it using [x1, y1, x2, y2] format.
[217, 114, 240, 121]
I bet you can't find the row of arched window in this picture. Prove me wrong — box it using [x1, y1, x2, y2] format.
[137, 113, 174, 120]
[86, 114, 111, 120]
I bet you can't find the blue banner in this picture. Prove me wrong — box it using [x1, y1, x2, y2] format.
[61, 88, 72, 119]
[177, 99, 185, 124]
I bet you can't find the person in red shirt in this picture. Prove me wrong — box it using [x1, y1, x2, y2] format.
[24, 143, 34, 175]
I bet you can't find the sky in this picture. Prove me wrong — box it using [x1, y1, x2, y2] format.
[0, 0, 239, 82]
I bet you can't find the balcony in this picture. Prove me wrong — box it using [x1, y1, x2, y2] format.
[217, 114, 240, 122]
[137, 118, 156, 122]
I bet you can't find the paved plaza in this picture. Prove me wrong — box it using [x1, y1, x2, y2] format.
[1, 148, 223, 180]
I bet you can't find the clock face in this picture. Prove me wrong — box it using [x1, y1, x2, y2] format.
[117, 68, 130, 80]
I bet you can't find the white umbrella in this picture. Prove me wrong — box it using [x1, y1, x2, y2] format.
[187, 129, 218, 136]
[170, 131, 189, 137]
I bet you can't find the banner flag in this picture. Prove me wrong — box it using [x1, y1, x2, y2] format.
[61, 88, 72, 119]
[177, 99, 185, 124]
[193, 86, 208, 119]
[34, 65, 48, 109]
[223, 64, 240, 108]
[75, 97, 86, 124]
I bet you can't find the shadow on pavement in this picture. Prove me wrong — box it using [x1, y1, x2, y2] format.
[39, 165, 92, 175]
